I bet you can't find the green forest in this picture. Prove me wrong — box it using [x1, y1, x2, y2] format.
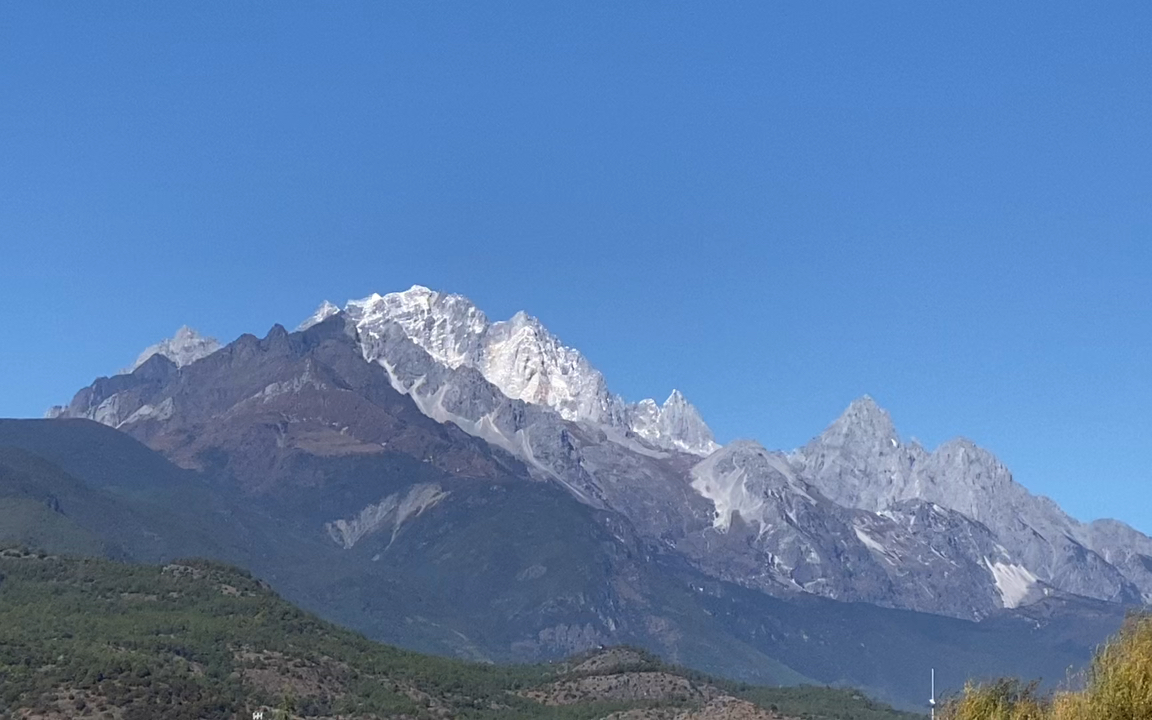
[0, 548, 920, 720]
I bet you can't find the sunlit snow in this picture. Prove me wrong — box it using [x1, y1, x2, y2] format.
[340, 285, 720, 456]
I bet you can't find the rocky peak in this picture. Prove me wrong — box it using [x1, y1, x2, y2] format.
[822, 395, 900, 450]
[913, 437, 1018, 516]
[691, 439, 816, 532]
[664, 389, 691, 410]
[126, 326, 222, 374]
[628, 390, 719, 456]
[481, 309, 617, 423]
[792, 396, 918, 513]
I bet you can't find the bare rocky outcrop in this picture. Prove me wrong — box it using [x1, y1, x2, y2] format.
[598, 696, 784, 720]
[523, 671, 718, 706]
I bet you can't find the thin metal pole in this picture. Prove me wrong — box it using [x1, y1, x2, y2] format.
[931, 668, 936, 720]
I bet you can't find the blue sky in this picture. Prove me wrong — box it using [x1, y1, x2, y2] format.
[2, 4, 1150, 532]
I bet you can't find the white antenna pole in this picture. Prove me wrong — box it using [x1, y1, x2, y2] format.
[930, 668, 936, 720]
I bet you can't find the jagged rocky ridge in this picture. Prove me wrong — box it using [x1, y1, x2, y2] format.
[790, 396, 1152, 604]
[51, 285, 1152, 622]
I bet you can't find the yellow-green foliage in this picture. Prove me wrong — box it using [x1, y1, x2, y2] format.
[1072, 613, 1152, 720]
[1047, 691, 1088, 720]
[940, 679, 1046, 720]
[943, 613, 1152, 720]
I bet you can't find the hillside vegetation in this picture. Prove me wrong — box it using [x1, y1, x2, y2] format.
[0, 550, 921, 720]
[941, 613, 1152, 720]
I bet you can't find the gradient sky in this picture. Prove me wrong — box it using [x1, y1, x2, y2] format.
[2, 4, 1150, 532]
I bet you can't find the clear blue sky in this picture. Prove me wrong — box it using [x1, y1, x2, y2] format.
[2, 4, 1150, 532]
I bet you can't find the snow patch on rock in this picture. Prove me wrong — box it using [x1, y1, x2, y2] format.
[120, 397, 176, 426]
[984, 558, 1038, 608]
[326, 483, 447, 549]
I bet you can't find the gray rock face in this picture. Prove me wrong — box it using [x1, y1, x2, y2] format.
[685, 440, 1017, 617]
[628, 391, 719, 456]
[792, 396, 1149, 606]
[790, 396, 926, 510]
[297, 301, 341, 331]
[1082, 520, 1152, 599]
[337, 319, 1112, 618]
[325, 482, 448, 549]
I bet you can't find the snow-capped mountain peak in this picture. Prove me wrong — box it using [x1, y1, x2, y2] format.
[339, 286, 717, 455]
[297, 301, 341, 331]
[346, 285, 489, 369]
[126, 326, 221, 374]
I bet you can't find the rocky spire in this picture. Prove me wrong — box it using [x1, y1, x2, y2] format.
[821, 395, 900, 450]
[127, 327, 221, 374]
[627, 390, 719, 456]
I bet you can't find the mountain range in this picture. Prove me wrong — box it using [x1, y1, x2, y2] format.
[11, 284, 1148, 709]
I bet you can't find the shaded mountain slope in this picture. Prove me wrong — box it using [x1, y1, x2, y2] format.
[49, 318, 523, 493]
[0, 423, 812, 689]
[0, 444, 229, 563]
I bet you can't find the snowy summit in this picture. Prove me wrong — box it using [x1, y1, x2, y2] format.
[317, 285, 720, 456]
